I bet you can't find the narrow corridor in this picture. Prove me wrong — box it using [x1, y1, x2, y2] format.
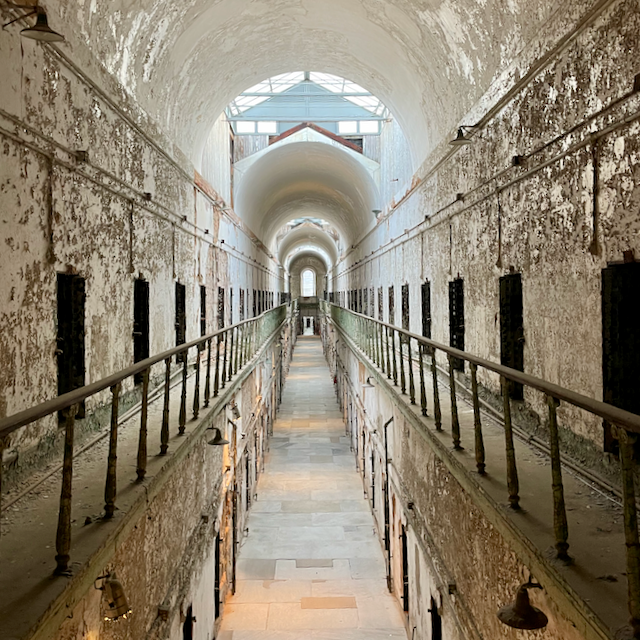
[219, 336, 407, 639]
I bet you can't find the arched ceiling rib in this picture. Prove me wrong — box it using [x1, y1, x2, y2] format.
[277, 225, 340, 268]
[234, 141, 378, 246]
[67, 0, 561, 170]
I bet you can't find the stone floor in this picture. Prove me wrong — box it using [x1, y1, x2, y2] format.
[219, 336, 407, 640]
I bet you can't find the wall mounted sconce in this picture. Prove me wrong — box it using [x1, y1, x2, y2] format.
[497, 581, 548, 630]
[363, 377, 374, 389]
[372, 209, 382, 217]
[3, 5, 65, 42]
[449, 126, 476, 146]
[206, 427, 229, 446]
[95, 572, 131, 621]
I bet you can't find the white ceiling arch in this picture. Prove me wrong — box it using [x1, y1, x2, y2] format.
[63, 0, 562, 170]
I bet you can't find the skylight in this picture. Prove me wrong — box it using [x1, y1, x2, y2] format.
[226, 71, 389, 136]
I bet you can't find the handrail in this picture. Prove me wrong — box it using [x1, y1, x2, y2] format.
[322, 300, 640, 638]
[325, 302, 640, 433]
[0, 304, 288, 437]
[0, 302, 293, 577]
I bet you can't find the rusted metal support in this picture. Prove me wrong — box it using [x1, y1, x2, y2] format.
[214, 336, 221, 397]
[221, 331, 228, 389]
[418, 343, 427, 416]
[160, 358, 170, 454]
[501, 376, 520, 509]
[136, 368, 150, 481]
[227, 329, 234, 382]
[469, 363, 485, 475]
[430, 347, 442, 431]
[204, 338, 212, 408]
[399, 338, 406, 394]
[407, 339, 416, 405]
[104, 382, 121, 519]
[547, 395, 569, 560]
[391, 329, 398, 386]
[54, 403, 78, 575]
[193, 350, 201, 420]
[448, 355, 462, 450]
[615, 425, 640, 638]
[179, 354, 187, 435]
[385, 327, 391, 378]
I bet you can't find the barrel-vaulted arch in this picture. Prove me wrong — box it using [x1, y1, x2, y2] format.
[65, 0, 561, 169]
[234, 141, 379, 248]
[277, 224, 340, 269]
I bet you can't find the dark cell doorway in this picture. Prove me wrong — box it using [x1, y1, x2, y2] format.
[499, 273, 524, 400]
[133, 278, 150, 384]
[57, 273, 86, 420]
[602, 262, 640, 453]
[449, 278, 464, 371]
[175, 282, 186, 363]
[182, 604, 194, 640]
[401, 523, 409, 613]
[199, 285, 206, 351]
[430, 597, 442, 640]
[214, 532, 221, 620]
[421, 281, 431, 339]
[218, 287, 225, 329]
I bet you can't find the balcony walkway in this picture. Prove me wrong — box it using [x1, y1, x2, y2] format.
[219, 336, 407, 640]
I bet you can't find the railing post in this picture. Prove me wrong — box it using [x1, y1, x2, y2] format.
[447, 355, 462, 450]
[501, 376, 520, 509]
[430, 347, 442, 431]
[54, 403, 79, 575]
[104, 382, 121, 519]
[547, 396, 569, 560]
[378, 323, 385, 373]
[221, 331, 228, 389]
[399, 337, 406, 394]
[204, 338, 212, 408]
[161, 357, 170, 454]
[136, 368, 150, 480]
[193, 348, 201, 420]
[407, 338, 415, 405]
[234, 326, 240, 374]
[469, 363, 485, 475]
[391, 329, 398, 386]
[214, 335, 221, 397]
[418, 343, 427, 416]
[227, 329, 234, 382]
[385, 327, 392, 379]
[179, 351, 188, 435]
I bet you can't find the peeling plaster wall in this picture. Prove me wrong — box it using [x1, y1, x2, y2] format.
[335, 0, 640, 464]
[0, 21, 281, 481]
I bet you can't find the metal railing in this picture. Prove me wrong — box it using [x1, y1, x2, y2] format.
[0, 303, 291, 575]
[322, 300, 640, 638]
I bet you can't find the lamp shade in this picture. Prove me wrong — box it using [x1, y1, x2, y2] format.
[21, 11, 64, 42]
[497, 583, 548, 630]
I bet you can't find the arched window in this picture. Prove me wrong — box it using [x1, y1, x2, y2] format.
[302, 269, 316, 296]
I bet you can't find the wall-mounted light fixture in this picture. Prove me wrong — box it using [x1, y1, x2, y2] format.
[372, 209, 382, 217]
[497, 581, 548, 630]
[449, 126, 476, 146]
[363, 377, 374, 389]
[206, 427, 229, 446]
[3, 5, 65, 42]
[95, 572, 131, 621]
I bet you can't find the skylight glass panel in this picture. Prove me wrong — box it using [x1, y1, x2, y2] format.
[338, 121, 358, 134]
[360, 120, 379, 134]
[236, 121, 256, 134]
[257, 121, 277, 134]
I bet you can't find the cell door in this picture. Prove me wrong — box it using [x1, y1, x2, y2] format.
[430, 597, 442, 640]
[401, 524, 409, 613]
[198, 285, 206, 352]
[421, 281, 432, 339]
[214, 532, 221, 619]
[182, 605, 194, 640]
[133, 279, 150, 383]
[175, 282, 186, 363]
[499, 273, 524, 400]
[449, 278, 464, 371]
[57, 273, 86, 419]
[602, 262, 640, 453]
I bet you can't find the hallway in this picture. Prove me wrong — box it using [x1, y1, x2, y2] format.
[219, 336, 407, 639]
